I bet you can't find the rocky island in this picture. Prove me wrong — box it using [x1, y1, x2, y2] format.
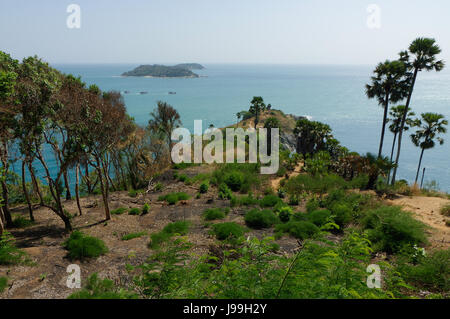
[122, 63, 205, 78]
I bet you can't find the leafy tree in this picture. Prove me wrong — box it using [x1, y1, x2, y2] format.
[366, 60, 409, 158]
[391, 38, 445, 184]
[148, 101, 181, 152]
[294, 118, 332, 157]
[410, 113, 448, 184]
[249, 96, 266, 129]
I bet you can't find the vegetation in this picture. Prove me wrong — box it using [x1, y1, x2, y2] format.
[63, 231, 108, 260]
[0, 232, 27, 265]
[244, 209, 279, 229]
[121, 231, 147, 241]
[158, 192, 190, 205]
[122, 64, 200, 78]
[149, 221, 190, 249]
[202, 208, 229, 221]
[211, 222, 246, 241]
[0, 276, 7, 293]
[68, 273, 137, 299]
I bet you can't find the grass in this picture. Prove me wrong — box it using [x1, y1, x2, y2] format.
[128, 208, 141, 215]
[149, 221, 190, 249]
[12, 216, 34, 228]
[440, 204, 450, 217]
[121, 231, 147, 241]
[111, 207, 127, 215]
[0, 232, 27, 265]
[63, 231, 108, 260]
[158, 192, 190, 205]
[211, 222, 246, 241]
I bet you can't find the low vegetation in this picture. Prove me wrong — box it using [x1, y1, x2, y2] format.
[63, 231, 108, 260]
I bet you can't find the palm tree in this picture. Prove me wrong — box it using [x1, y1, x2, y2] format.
[386, 105, 418, 183]
[249, 96, 266, 129]
[410, 113, 448, 184]
[366, 60, 409, 158]
[264, 117, 280, 156]
[391, 38, 445, 184]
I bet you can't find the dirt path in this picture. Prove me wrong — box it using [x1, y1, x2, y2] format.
[387, 195, 450, 250]
[271, 163, 303, 190]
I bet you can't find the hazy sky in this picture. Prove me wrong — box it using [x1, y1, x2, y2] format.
[1, 0, 450, 65]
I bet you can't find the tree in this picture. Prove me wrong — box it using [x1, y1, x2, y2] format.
[391, 38, 445, 184]
[264, 117, 280, 156]
[294, 118, 333, 158]
[410, 113, 447, 184]
[148, 101, 181, 152]
[249, 96, 266, 129]
[366, 60, 409, 158]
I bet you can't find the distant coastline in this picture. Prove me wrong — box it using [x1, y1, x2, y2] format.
[122, 63, 205, 78]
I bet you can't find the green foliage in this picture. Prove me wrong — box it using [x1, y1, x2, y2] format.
[234, 193, 259, 206]
[0, 276, 7, 293]
[158, 192, 190, 205]
[212, 222, 246, 240]
[278, 206, 293, 223]
[142, 203, 150, 215]
[68, 273, 137, 299]
[361, 206, 428, 253]
[218, 183, 233, 200]
[396, 249, 449, 291]
[12, 216, 34, 228]
[111, 207, 127, 215]
[0, 232, 27, 265]
[199, 182, 209, 194]
[224, 171, 244, 192]
[128, 208, 141, 216]
[307, 209, 332, 227]
[213, 164, 261, 194]
[63, 231, 108, 260]
[245, 209, 279, 229]
[128, 189, 138, 198]
[121, 231, 147, 241]
[154, 182, 164, 192]
[259, 194, 282, 208]
[149, 221, 190, 249]
[304, 151, 331, 176]
[285, 173, 351, 195]
[275, 221, 319, 240]
[202, 208, 228, 221]
[441, 204, 450, 217]
[306, 198, 320, 213]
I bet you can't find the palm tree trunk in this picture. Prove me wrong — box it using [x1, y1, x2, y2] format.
[378, 93, 389, 158]
[21, 161, 34, 222]
[415, 148, 425, 185]
[386, 132, 398, 184]
[391, 68, 418, 185]
[75, 163, 82, 216]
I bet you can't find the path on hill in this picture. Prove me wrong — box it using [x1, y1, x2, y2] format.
[387, 195, 450, 250]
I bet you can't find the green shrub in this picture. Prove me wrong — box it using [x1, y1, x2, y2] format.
[0, 232, 27, 265]
[149, 221, 190, 249]
[441, 204, 450, 217]
[63, 231, 108, 260]
[259, 194, 282, 208]
[121, 231, 147, 241]
[154, 182, 164, 192]
[212, 163, 261, 194]
[361, 206, 428, 253]
[203, 208, 227, 221]
[158, 192, 190, 205]
[128, 208, 141, 216]
[128, 189, 138, 198]
[212, 222, 246, 240]
[307, 209, 332, 227]
[0, 276, 7, 293]
[111, 207, 127, 215]
[177, 174, 188, 183]
[245, 209, 279, 229]
[199, 182, 209, 194]
[12, 216, 34, 228]
[275, 221, 319, 240]
[68, 273, 137, 299]
[330, 202, 353, 227]
[288, 195, 299, 206]
[218, 183, 233, 200]
[278, 206, 293, 223]
[397, 249, 450, 291]
[224, 171, 244, 192]
[285, 174, 349, 195]
[306, 198, 320, 213]
[235, 194, 259, 206]
[142, 203, 150, 215]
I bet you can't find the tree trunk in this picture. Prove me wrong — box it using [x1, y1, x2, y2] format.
[0, 213, 4, 237]
[378, 93, 389, 158]
[415, 148, 425, 185]
[63, 171, 72, 200]
[21, 161, 34, 222]
[386, 132, 398, 184]
[96, 160, 110, 221]
[391, 68, 418, 185]
[75, 163, 82, 216]
[0, 179, 12, 227]
[28, 162, 44, 205]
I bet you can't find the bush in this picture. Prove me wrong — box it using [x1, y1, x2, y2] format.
[63, 231, 108, 260]
[235, 194, 259, 206]
[0, 232, 27, 265]
[307, 209, 332, 227]
[158, 192, 190, 205]
[12, 216, 34, 228]
[397, 249, 450, 291]
[199, 182, 209, 194]
[275, 221, 319, 240]
[149, 221, 190, 249]
[361, 206, 428, 253]
[0, 276, 7, 293]
[203, 208, 228, 221]
[218, 183, 233, 200]
[121, 231, 147, 241]
[285, 174, 349, 195]
[329, 203, 353, 227]
[244, 209, 279, 229]
[142, 203, 150, 215]
[441, 204, 450, 217]
[306, 198, 320, 213]
[111, 207, 127, 215]
[212, 163, 261, 194]
[128, 208, 141, 216]
[224, 171, 244, 192]
[128, 189, 138, 198]
[259, 194, 282, 208]
[68, 273, 137, 299]
[278, 206, 293, 223]
[212, 222, 246, 240]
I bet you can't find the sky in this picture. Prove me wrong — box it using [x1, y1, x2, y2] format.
[1, 0, 450, 65]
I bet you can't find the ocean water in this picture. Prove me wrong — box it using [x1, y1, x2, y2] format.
[18, 64, 450, 192]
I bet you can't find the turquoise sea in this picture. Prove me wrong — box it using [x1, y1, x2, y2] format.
[17, 64, 450, 192]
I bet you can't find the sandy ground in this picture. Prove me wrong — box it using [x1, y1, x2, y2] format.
[387, 195, 450, 250]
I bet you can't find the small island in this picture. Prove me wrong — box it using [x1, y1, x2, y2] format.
[122, 63, 205, 78]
